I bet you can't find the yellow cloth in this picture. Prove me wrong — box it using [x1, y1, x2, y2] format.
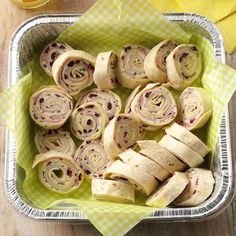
[216, 12, 236, 54]
[148, 0, 236, 53]
[149, 0, 182, 12]
[176, 0, 236, 22]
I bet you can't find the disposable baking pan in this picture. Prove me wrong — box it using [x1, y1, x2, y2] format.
[4, 13, 235, 222]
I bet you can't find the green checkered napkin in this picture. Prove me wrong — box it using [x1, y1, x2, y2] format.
[1, 0, 236, 235]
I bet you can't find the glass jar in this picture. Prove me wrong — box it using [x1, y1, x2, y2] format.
[10, 0, 49, 9]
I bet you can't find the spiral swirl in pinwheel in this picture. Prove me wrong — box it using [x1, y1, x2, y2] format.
[35, 128, 76, 156]
[124, 85, 158, 131]
[93, 51, 118, 90]
[32, 151, 84, 194]
[144, 40, 177, 83]
[92, 179, 135, 203]
[174, 168, 215, 206]
[29, 86, 73, 129]
[40, 42, 73, 77]
[75, 88, 121, 120]
[70, 103, 108, 140]
[103, 114, 143, 159]
[178, 87, 212, 130]
[52, 50, 96, 96]
[117, 45, 150, 89]
[131, 83, 177, 128]
[166, 44, 202, 90]
[74, 140, 110, 180]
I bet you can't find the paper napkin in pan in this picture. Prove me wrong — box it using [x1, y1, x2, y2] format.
[1, 1, 236, 236]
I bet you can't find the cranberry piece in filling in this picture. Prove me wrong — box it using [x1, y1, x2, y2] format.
[67, 169, 73, 177]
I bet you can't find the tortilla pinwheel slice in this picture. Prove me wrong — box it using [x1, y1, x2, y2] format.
[165, 122, 210, 157]
[40, 42, 73, 77]
[29, 86, 73, 129]
[52, 50, 96, 96]
[119, 149, 170, 181]
[32, 151, 84, 194]
[144, 39, 177, 83]
[145, 172, 189, 208]
[117, 45, 150, 89]
[34, 128, 76, 156]
[131, 83, 177, 129]
[104, 160, 159, 196]
[74, 140, 110, 181]
[124, 85, 141, 115]
[159, 135, 204, 167]
[174, 168, 215, 206]
[70, 102, 108, 141]
[166, 44, 202, 90]
[75, 88, 121, 120]
[137, 140, 187, 174]
[103, 114, 143, 160]
[93, 51, 118, 90]
[124, 85, 157, 131]
[92, 179, 135, 203]
[178, 87, 212, 130]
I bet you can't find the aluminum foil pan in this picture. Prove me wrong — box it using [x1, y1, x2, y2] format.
[5, 13, 235, 222]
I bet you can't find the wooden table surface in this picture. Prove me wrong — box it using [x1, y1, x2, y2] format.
[0, 0, 236, 235]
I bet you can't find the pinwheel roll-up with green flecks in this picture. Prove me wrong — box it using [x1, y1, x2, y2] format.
[75, 88, 121, 120]
[34, 128, 76, 156]
[29, 86, 73, 129]
[71, 103, 108, 141]
[92, 179, 135, 204]
[166, 44, 202, 90]
[104, 160, 159, 196]
[40, 42, 73, 77]
[178, 87, 212, 131]
[144, 40, 177, 83]
[118, 45, 150, 89]
[145, 172, 189, 208]
[103, 114, 143, 160]
[94, 51, 118, 90]
[32, 151, 84, 194]
[74, 140, 110, 181]
[52, 50, 96, 96]
[131, 83, 177, 129]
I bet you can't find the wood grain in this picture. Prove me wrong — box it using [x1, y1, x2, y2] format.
[0, 0, 235, 235]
